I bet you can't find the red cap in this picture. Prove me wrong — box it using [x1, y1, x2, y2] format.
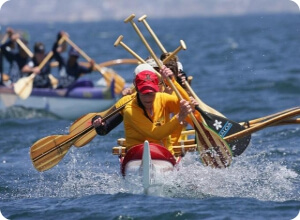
[135, 70, 159, 94]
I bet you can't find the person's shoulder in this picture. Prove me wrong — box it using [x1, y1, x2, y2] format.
[156, 92, 174, 99]
[116, 94, 135, 107]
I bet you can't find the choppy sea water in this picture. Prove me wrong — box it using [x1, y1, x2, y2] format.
[0, 13, 300, 220]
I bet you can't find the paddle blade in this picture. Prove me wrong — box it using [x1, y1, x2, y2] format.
[195, 122, 232, 169]
[73, 130, 97, 147]
[30, 135, 73, 172]
[198, 109, 251, 157]
[102, 68, 125, 94]
[69, 105, 115, 147]
[13, 74, 35, 99]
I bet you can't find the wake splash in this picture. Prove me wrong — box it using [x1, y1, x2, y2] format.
[0, 106, 59, 119]
[19, 148, 298, 202]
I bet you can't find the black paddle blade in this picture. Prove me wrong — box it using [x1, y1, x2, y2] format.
[196, 106, 251, 157]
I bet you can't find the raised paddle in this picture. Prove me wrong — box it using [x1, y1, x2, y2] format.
[50, 58, 139, 69]
[64, 37, 126, 95]
[13, 51, 54, 99]
[13, 36, 66, 99]
[30, 99, 132, 172]
[123, 14, 232, 168]
[16, 38, 59, 88]
[138, 14, 226, 118]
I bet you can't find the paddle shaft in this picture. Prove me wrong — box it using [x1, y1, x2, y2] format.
[240, 107, 300, 127]
[16, 38, 33, 57]
[138, 15, 167, 53]
[50, 58, 139, 69]
[138, 14, 226, 118]
[225, 109, 300, 142]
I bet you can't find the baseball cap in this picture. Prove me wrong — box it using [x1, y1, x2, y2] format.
[134, 64, 159, 94]
[145, 58, 162, 68]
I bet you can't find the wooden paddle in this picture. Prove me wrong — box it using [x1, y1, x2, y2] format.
[30, 100, 131, 172]
[16, 38, 59, 88]
[225, 108, 300, 142]
[240, 106, 300, 127]
[50, 58, 139, 69]
[13, 51, 54, 99]
[16, 38, 33, 57]
[123, 14, 232, 168]
[13, 37, 66, 99]
[64, 37, 126, 95]
[69, 97, 134, 147]
[138, 14, 226, 118]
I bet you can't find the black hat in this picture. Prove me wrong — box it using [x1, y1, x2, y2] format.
[34, 42, 45, 53]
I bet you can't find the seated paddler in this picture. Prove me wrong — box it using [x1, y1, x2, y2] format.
[92, 63, 192, 155]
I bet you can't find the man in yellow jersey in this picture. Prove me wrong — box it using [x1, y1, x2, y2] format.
[92, 63, 192, 154]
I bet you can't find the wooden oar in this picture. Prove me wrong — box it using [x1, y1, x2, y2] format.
[13, 51, 54, 99]
[225, 108, 300, 142]
[64, 37, 126, 95]
[69, 97, 135, 147]
[240, 106, 300, 127]
[13, 36, 66, 99]
[30, 100, 131, 172]
[16, 38, 59, 88]
[138, 15, 168, 54]
[16, 38, 33, 57]
[50, 58, 139, 69]
[138, 14, 226, 118]
[123, 14, 232, 168]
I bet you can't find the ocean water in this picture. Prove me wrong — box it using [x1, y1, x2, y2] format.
[0, 13, 300, 220]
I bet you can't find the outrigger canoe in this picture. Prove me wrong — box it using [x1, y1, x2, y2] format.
[115, 141, 180, 192]
[0, 79, 117, 119]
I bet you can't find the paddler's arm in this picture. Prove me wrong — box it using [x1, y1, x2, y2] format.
[92, 112, 123, 135]
[160, 65, 190, 101]
[92, 95, 133, 135]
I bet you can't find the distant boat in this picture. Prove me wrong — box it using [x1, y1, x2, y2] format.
[0, 79, 117, 119]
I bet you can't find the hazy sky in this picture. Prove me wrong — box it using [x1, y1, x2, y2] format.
[0, 0, 299, 24]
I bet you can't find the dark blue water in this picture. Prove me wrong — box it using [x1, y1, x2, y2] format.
[1, 13, 300, 220]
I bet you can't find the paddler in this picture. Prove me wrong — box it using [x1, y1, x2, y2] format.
[92, 63, 193, 155]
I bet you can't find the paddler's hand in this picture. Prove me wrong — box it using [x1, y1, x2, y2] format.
[189, 96, 199, 113]
[160, 65, 174, 79]
[176, 99, 192, 125]
[92, 115, 104, 128]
